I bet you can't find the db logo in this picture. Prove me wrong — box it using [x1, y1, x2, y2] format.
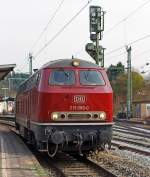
[73, 95, 86, 104]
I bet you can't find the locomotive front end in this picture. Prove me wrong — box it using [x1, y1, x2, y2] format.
[32, 59, 113, 156]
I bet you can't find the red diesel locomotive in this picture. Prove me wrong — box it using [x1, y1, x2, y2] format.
[15, 59, 113, 156]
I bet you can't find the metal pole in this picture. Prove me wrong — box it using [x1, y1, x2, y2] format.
[29, 53, 33, 75]
[96, 32, 99, 65]
[126, 46, 132, 119]
[95, 7, 100, 66]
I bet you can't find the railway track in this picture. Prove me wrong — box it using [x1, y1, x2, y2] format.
[29, 122, 150, 176]
[112, 140, 150, 156]
[116, 119, 150, 128]
[0, 120, 117, 177]
[113, 135, 150, 148]
[114, 123, 150, 137]
[113, 123, 150, 156]
[0, 115, 15, 121]
[35, 152, 117, 177]
[113, 127, 150, 139]
[1, 119, 150, 176]
[115, 123, 150, 133]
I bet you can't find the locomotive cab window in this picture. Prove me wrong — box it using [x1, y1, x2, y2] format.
[49, 70, 75, 85]
[79, 70, 105, 85]
[36, 72, 41, 86]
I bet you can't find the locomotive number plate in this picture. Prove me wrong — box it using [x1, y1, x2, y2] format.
[73, 95, 86, 104]
[69, 105, 89, 111]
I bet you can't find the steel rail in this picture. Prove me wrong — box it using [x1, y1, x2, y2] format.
[72, 154, 117, 177]
[112, 141, 150, 156]
[0, 121, 117, 176]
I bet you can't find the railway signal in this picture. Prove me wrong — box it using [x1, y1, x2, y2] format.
[86, 6, 105, 66]
[89, 6, 104, 40]
[85, 43, 104, 66]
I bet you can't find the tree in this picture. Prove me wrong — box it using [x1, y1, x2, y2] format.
[107, 62, 125, 81]
[108, 66, 145, 114]
[132, 71, 144, 92]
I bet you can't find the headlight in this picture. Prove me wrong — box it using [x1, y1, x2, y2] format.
[99, 112, 106, 120]
[72, 60, 80, 67]
[51, 112, 59, 120]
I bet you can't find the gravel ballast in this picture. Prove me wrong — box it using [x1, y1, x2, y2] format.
[89, 149, 150, 177]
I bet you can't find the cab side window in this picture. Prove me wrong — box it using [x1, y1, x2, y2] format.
[36, 73, 41, 86]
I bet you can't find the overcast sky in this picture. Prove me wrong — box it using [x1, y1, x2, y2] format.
[0, 0, 150, 73]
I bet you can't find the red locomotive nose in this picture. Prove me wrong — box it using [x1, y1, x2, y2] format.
[15, 59, 113, 156]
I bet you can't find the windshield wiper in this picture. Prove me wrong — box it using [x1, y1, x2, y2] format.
[84, 70, 90, 80]
[59, 69, 69, 78]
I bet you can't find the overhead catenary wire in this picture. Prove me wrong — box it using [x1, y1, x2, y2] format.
[105, 48, 150, 63]
[74, 0, 150, 61]
[105, 33, 150, 56]
[34, 0, 93, 58]
[30, 0, 65, 52]
[105, 47, 150, 65]
[104, 0, 150, 35]
[105, 42, 150, 65]
[105, 51, 126, 60]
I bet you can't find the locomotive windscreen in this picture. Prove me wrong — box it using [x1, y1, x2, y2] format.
[79, 70, 105, 85]
[49, 70, 75, 85]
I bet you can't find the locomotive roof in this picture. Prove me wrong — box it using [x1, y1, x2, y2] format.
[41, 59, 103, 69]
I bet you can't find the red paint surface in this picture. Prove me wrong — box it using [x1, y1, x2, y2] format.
[16, 67, 113, 125]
